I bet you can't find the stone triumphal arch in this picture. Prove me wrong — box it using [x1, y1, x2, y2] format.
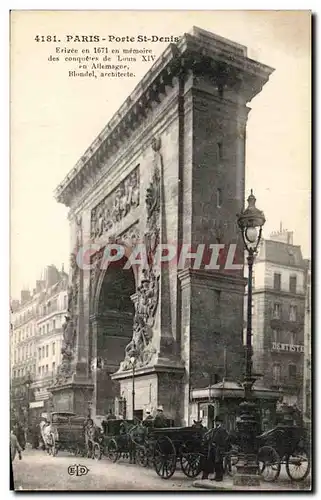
[50, 27, 274, 425]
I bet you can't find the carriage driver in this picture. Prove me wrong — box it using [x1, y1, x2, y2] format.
[153, 406, 168, 428]
[201, 415, 230, 481]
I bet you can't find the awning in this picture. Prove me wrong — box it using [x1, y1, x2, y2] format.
[191, 380, 281, 401]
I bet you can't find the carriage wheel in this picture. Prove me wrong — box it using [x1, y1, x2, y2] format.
[93, 443, 102, 461]
[285, 448, 310, 482]
[257, 446, 281, 482]
[107, 439, 120, 463]
[223, 451, 239, 477]
[154, 436, 176, 479]
[180, 452, 202, 478]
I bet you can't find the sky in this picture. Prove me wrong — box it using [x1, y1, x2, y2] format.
[10, 10, 311, 299]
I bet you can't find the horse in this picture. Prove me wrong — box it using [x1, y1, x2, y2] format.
[40, 422, 58, 455]
[192, 419, 208, 431]
[119, 419, 144, 464]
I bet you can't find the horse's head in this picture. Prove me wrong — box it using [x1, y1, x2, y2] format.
[192, 419, 204, 429]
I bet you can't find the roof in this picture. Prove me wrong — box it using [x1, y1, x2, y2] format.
[258, 239, 304, 268]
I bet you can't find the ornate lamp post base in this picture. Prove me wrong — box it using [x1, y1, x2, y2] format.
[233, 400, 261, 487]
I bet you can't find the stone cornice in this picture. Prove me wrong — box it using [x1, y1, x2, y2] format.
[55, 27, 274, 208]
[178, 268, 247, 293]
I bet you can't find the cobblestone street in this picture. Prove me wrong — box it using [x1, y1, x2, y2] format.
[11, 449, 202, 491]
[11, 449, 311, 491]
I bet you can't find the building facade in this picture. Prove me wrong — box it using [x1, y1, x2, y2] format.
[51, 27, 274, 425]
[248, 228, 306, 409]
[303, 259, 311, 423]
[10, 265, 68, 420]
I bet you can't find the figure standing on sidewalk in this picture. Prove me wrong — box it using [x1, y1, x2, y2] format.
[201, 415, 230, 481]
[10, 429, 22, 462]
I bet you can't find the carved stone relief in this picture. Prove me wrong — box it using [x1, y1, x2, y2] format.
[90, 167, 140, 239]
[119, 139, 162, 371]
[55, 216, 82, 386]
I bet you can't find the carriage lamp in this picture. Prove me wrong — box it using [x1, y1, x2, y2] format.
[234, 191, 265, 486]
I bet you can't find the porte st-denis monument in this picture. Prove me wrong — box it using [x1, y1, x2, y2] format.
[50, 27, 274, 426]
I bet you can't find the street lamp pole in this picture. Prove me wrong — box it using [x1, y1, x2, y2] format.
[132, 360, 135, 420]
[234, 190, 265, 486]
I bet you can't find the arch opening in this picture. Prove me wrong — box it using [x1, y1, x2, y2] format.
[94, 256, 136, 415]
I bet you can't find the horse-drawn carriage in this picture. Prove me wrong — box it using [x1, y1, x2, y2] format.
[255, 424, 311, 482]
[133, 422, 310, 483]
[92, 419, 137, 462]
[43, 412, 87, 457]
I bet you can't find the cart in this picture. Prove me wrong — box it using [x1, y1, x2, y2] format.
[48, 411, 87, 457]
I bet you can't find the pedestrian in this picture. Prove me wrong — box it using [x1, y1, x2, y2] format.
[143, 409, 153, 424]
[153, 406, 167, 428]
[106, 409, 116, 420]
[201, 415, 230, 481]
[10, 429, 22, 462]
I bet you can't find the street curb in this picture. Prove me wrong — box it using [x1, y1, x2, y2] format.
[192, 480, 312, 492]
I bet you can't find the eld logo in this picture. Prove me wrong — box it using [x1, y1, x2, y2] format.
[68, 465, 89, 477]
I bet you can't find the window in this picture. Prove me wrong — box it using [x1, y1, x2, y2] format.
[272, 330, 279, 343]
[19, 331, 21, 342]
[46, 364, 48, 374]
[289, 332, 296, 345]
[289, 305, 297, 322]
[38, 348, 41, 360]
[53, 319, 56, 330]
[217, 141, 223, 160]
[289, 275, 297, 294]
[273, 364, 281, 384]
[273, 273, 281, 291]
[14, 350, 17, 363]
[46, 345, 49, 357]
[22, 347, 24, 361]
[21, 368, 24, 377]
[216, 188, 222, 208]
[64, 295, 67, 309]
[52, 342, 56, 356]
[41, 366, 44, 375]
[52, 362, 56, 373]
[42, 346, 45, 357]
[38, 367, 41, 375]
[289, 364, 297, 378]
[273, 303, 281, 319]
[33, 364, 36, 373]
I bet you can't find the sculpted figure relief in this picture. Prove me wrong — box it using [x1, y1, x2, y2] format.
[91, 167, 140, 239]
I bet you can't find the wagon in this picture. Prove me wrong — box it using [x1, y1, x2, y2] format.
[255, 424, 311, 482]
[48, 411, 87, 457]
[92, 419, 136, 462]
[135, 425, 205, 479]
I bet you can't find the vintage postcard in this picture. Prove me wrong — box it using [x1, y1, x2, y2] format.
[10, 10, 311, 492]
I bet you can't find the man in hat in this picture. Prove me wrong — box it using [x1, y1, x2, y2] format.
[201, 415, 230, 481]
[143, 409, 154, 426]
[153, 406, 168, 428]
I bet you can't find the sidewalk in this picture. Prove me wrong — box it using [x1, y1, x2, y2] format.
[193, 478, 312, 491]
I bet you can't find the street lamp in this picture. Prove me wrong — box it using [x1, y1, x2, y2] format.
[130, 354, 137, 420]
[24, 372, 33, 444]
[235, 190, 265, 485]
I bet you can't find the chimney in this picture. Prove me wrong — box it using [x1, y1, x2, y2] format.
[36, 280, 45, 293]
[20, 290, 31, 304]
[45, 265, 60, 288]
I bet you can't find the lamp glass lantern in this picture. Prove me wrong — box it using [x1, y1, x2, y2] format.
[237, 190, 265, 254]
